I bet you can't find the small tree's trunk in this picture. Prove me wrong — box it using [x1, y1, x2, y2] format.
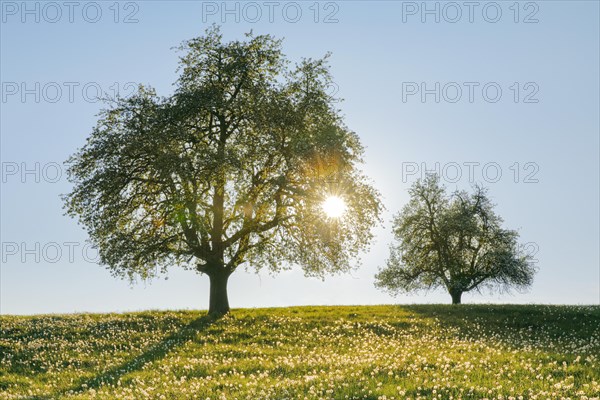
[208, 270, 230, 317]
[450, 290, 463, 305]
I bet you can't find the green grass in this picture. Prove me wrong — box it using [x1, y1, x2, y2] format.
[1, 305, 599, 399]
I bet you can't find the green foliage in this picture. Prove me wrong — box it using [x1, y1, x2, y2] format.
[64, 26, 382, 285]
[1, 305, 599, 399]
[375, 174, 536, 303]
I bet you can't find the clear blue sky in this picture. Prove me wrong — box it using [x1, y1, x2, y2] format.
[1, 1, 598, 314]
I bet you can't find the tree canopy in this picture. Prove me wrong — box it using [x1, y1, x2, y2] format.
[375, 174, 536, 304]
[64, 26, 382, 315]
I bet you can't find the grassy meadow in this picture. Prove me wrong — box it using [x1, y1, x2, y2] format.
[0, 305, 599, 399]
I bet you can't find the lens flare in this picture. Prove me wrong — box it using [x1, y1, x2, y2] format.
[321, 196, 347, 218]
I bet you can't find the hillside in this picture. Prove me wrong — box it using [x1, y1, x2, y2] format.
[1, 305, 599, 399]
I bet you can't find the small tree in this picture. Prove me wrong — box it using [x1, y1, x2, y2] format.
[375, 174, 536, 304]
[64, 27, 382, 316]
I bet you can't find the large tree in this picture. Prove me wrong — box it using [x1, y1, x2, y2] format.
[375, 174, 536, 304]
[64, 27, 381, 316]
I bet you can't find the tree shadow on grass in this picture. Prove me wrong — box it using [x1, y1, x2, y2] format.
[402, 304, 600, 349]
[33, 313, 219, 399]
[404, 304, 554, 330]
[399, 304, 532, 337]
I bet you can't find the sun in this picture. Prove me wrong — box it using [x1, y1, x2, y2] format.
[321, 195, 347, 218]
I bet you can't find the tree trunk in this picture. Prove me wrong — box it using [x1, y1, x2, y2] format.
[450, 290, 463, 305]
[208, 270, 230, 316]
